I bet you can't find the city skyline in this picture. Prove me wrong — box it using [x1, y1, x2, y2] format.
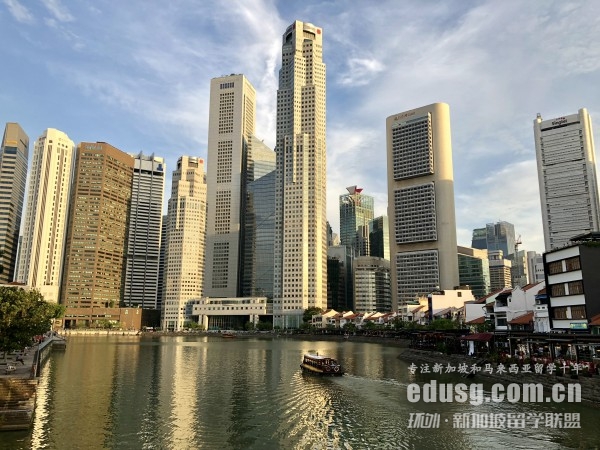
[2, 1, 600, 254]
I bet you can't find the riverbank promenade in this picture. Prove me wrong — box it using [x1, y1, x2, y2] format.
[0, 335, 65, 430]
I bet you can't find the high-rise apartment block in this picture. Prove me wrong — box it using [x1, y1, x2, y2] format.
[61, 142, 134, 312]
[16, 129, 74, 303]
[534, 108, 600, 250]
[0, 123, 28, 283]
[205, 74, 256, 298]
[339, 186, 374, 257]
[123, 153, 165, 309]
[386, 103, 459, 308]
[273, 21, 327, 328]
[162, 156, 207, 331]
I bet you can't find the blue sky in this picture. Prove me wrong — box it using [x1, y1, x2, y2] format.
[2, 0, 600, 255]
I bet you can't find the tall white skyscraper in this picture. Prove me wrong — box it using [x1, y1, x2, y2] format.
[16, 128, 73, 303]
[123, 153, 165, 309]
[161, 156, 207, 331]
[386, 103, 459, 308]
[534, 108, 600, 250]
[204, 74, 256, 298]
[273, 20, 327, 328]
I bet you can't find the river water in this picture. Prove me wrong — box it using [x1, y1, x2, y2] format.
[2, 335, 600, 450]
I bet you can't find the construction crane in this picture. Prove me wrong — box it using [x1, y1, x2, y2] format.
[515, 234, 522, 255]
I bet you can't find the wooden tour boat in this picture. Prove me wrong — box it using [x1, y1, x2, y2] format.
[300, 353, 343, 376]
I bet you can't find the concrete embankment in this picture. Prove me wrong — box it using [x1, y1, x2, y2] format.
[0, 336, 65, 431]
[398, 348, 600, 406]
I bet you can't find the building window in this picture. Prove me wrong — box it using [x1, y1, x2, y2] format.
[570, 305, 586, 319]
[565, 257, 581, 272]
[548, 261, 562, 275]
[568, 280, 584, 295]
[550, 284, 566, 297]
[553, 307, 568, 319]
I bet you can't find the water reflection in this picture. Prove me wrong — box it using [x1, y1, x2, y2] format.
[1, 336, 599, 450]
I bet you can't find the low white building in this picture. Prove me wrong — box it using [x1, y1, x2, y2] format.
[484, 282, 545, 331]
[192, 297, 269, 330]
[310, 309, 340, 329]
[425, 288, 475, 323]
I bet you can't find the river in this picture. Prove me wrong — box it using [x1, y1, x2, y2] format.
[2, 335, 599, 449]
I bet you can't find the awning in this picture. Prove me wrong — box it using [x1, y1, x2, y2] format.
[460, 332, 494, 342]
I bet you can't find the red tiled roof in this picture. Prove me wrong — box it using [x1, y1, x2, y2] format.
[474, 288, 505, 304]
[466, 316, 485, 325]
[509, 312, 534, 325]
[537, 287, 547, 294]
[590, 314, 600, 326]
[460, 332, 494, 342]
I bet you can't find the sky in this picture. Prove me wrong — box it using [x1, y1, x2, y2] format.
[2, 0, 600, 255]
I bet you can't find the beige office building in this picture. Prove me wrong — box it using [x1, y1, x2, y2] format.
[162, 156, 207, 331]
[61, 142, 134, 315]
[386, 103, 459, 309]
[534, 108, 600, 250]
[273, 21, 327, 328]
[204, 74, 255, 298]
[0, 123, 28, 284]
[16, 129, 75, 303]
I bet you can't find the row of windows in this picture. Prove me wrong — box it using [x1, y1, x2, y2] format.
[547, 256, 581, 274]
[394, 183, 437, 244]
[553, 305, 586, 320]
[549, 280, 584, 297]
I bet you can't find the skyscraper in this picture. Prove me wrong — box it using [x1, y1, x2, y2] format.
[123, 153, 165, 309]
[339, 185, 374, 257]
[488, 250, 512, 291]
[369, 215, 390, 260]
[273, 20, 327, 328]
[327, 245, 353, 312]
[457, 246, 491, 299]
[162, 156, 207, 331]
[205, 74, 256, 298]
[61, 142, 134, 314]
[534, 108, 600, 250]
[242, 137, 276, 299]
[353, 256, 391, 313]
[157, 214, 168, 310]
[16, 128, 74, 303]
[471, 221, 517, 257]
[0, 123, 28, 283]
[386, 103, 459, 308]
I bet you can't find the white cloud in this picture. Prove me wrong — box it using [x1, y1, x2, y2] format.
[338, 57, 385, 86]
[3, 0, 600, 257]
[3, 0, 34, 24]
[40, 0, 73, 22]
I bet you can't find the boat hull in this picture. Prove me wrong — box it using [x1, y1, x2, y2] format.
[300, 363, 343, 376]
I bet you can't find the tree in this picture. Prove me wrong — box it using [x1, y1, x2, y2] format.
[303, 307, 323, 323]
[0, 287, 64, 358]
[428, 318, 458, 330]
